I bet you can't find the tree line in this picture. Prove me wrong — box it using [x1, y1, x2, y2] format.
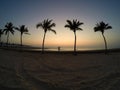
[0, 19, 112, 54]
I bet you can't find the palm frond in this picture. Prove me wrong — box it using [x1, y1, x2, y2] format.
[106, 26, 112, 30]
[3, 29, 8, 35]
[94, 21, 112, 34]
[49, 23, 56, 28]
[36, 23, 43, 28]
[79, 22, 84, 26]
[14, 27, 20, 32]
[11, 30, 14, 35]
[37, 19, 56, 33]
[48, 19, 53, 24]
[0, 29, 3, 34]
[4, 22, 15, 35]
[77, 28, 83, 30]
[64, 25, 70, 28]
[94, 27, 99, 32]
[66, 20, 72, 26]
[15, 25, 29, 35]
[49, 29, 56, 34]
[65, 19, 83, 32]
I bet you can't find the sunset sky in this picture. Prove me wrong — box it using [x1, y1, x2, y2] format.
[0, 0, 120, 50]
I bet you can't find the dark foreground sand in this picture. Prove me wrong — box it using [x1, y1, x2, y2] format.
[0, 49, 120, 90]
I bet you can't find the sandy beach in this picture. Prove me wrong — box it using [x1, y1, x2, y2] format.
[0, 49, 120, 90]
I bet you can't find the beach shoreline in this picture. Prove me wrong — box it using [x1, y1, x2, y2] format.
[0, 46, 120, 54]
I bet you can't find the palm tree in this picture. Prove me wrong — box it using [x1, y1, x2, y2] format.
[94, 21, 112, 54]
[36, 19, 56, 53]
[0, 29, 3, 43]
[65, 19, 84, 54]
[15, 25, 29, 46]
[3, 22, 15, 45]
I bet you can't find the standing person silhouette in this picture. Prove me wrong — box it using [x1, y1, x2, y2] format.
[58, 46, 61, 52]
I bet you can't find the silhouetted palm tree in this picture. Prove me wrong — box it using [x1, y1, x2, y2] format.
[3, 22, 15, 45]
[0, 29, 3, 43]
[15, 25, 29, 46]
[65, 19, 84, 54]
[36, 19, 56, 53]
[94, 21, 112, 54]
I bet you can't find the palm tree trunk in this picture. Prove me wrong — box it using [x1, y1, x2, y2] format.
[21, 34, 22, 46]
[0, 35, 1, 46]
[102, 33, 107, 54]
[42, 32, 46, 53]
[0, 35, 1, 43]
[74, 31, 77, 55]
[7, 32, 9, 46]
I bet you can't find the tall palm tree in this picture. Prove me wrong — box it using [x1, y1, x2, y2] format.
[36, 19, 56, 53]
[94, 21, 112, 54]
[65, 19, 84, 54]
[15, 25, 29, 46]
[3, 22, 15, 45]
[0, 29, 3, 43]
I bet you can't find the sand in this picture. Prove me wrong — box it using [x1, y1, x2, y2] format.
[0, 49, 120, 90]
